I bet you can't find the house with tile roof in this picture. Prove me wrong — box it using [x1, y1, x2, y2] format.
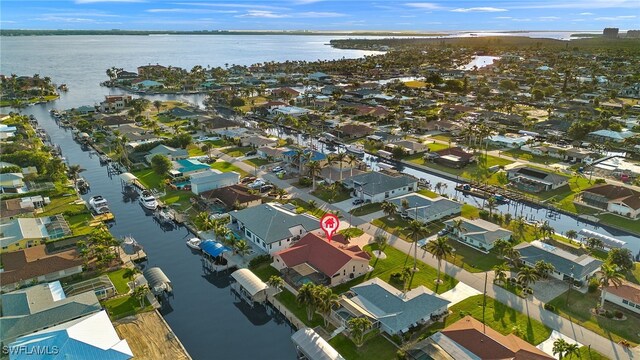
[602, 281, 640, 315]
[0, 245, 84, 292]
[408, 316, 554, 360]
[198, 184, 262, 210]
[514, 240, 602, 283]
[332, 278, 449, 335]
[580, 183, 640, 219]
[229, 203, 320, 254]
[272, 233, 370, 287]
[444, 217, 512, 252]
[8, 310, 132, 360]
[0, 281, 102, 346]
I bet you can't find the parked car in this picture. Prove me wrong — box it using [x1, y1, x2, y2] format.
[240, 176, 257, 184]
[437, 229, 450, 236]
[400, 212, 411, 220]
[249, 179, 265, 189]
[260, 184, 274, 193]
[272, 166, 284, 173]
[352, 198, 364, 205]
[246, 150, 257, 156]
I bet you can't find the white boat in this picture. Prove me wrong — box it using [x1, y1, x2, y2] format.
[139, 190, 158, 210]
[155, 208, 174, 224]
[345, 144, 365, 156]
[186, 238, 202, 250]
[89, 195, 110, 214]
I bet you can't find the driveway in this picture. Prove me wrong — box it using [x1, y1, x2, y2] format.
[537, 330, 582, 359]
[530, 278, 571, 303]
[333, 198, 357, 212]
[439, 281, 482, 307]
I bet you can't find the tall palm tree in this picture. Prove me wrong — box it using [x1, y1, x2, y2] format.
[306, 160, 323, 191]
[346, 153, 359, 177]
[123, 267, 140, 290]
[517, 266, 539, 293]
[67, 164, 82, 186]
[405, 220, 428, 272]
[565, 229, 578, 243]
[598, 263, 623, 308]
[493, 263, 509, 285]
[381, 201, 397, 220]
[552, 338, 568, 359]
[425, 236, 453, 289]
[267, 275, 284, 297]
[492, 239, 511, 259]
[315, 286, 339, 327]
[347, 317, 372, 347]
[324, 153, 337, 181]
[296, 283, 317, 322]
[234, 240, 251, 257]
[374, 234, 388, 252]
[534, 260, 555, 279]
[540, 221, 555, 239]
[132, 285, 149, 309]
[586, 237, 604, 251]
[401, 198, 410, 215]
[485, 197, 498, 218]
[334, 152, 347, 181]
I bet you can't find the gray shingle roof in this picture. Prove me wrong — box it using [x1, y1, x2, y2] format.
[444, 217, 512, 246]
[514, 240, 603, 279]
[230, 203, 320, 244]
[350, 278, 450, 334]
[389, 194, 461, 222]
[345, 172, 417, 196]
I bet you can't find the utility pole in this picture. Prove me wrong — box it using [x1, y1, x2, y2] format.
[482, 272, 488, 333]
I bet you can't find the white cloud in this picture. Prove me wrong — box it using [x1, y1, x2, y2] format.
[539, 16, 560, 20]
[579, 12, 594, 15]
[595, 15, 637, 20]
[404, 3, 443, 10]
[236, 10, 344, 18]
[297, 12, 345, 18]
[495, 16, 512, 19]
[290, 0, 323, 4]
[33, 15, 122, 24]
[174, 3, 289, 11]
[451, 7, 507, 13]
[512, 0, 637, 9]
[237, 10, 290, 18]
[75, 0, 144, 3]
[146, 8, 238, 14]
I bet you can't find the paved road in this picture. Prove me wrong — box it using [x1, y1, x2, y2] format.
[210, 147, 638, 360]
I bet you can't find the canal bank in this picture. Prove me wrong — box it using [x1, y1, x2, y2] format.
[19, 105, 298, 360]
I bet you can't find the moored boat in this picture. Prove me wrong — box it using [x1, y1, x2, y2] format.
[345, 144, 365, 157]
[186, 237, 202, 250]
[139, 190, 158, 210]
[89, 195, 110, 214]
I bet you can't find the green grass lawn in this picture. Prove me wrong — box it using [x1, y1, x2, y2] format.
[222, 146, 254, 158]
[427, 294, 552, 345]
[311, 185, 352, 203]
[67, 213, 94, 236]
[430, 134, 452, 142]
[249, 261, 280, 282]
[243, 158, 271, 168]
[537, 176, 593, 212]
[102, 295, 153, 320]
[107, 268, 131, 294]
[329, 333, 398, 360]
[187, 144, 205, 157]
[288, 198, 327, 218]
[205, 139, 233, 148]
[41, 195, 87, 217]
[548, 290, 640, 345]
[502, 149, 562, 165]
[349, 202, 382, 216]
[460, 204, 480, 219]
[438, 238, 504, 272]
[417, 189, 439, 198]
[333, 244, 457, 295]
[597, 213, 640, 236]
[210, 160, 248, 176]
[371, 216, 443, 242]
[412, 155, 513, 180]
[275, 289, 324, 328]
[338, 227, 364, 238]
[626, 263, 640, 285]
[132, 168, 196, 210]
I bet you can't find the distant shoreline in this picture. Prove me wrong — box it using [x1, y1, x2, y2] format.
[0, 29, 598, 37]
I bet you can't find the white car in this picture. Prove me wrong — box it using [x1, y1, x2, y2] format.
[249, 179, 265, 189]
[272, 166, 284, 173]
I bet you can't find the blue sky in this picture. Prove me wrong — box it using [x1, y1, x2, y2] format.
[1, 0, 638, 31]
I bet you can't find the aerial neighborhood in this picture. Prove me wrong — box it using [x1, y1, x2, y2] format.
[1, 28, 640, 360]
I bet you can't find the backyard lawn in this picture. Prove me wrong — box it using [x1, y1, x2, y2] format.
[210, 160, 248, 177]
[102, 295, 153, 320]
[329, 333, 398, 360]
[371, 216, 443, 242]
[410, 154, 513, 180]
[338, 227, 364, 239]
[275, 289, 324, 328]
[333, 244, 458, 295]
[132, 168, 196, 211]
[460, 204, 480, 219]
[349, 202, 382, 216]
[107, 268, 132, 294]
[243, 158, 271, 168]
[417, 189, 439, 198]
[67, 213, 95, 236]
[502, 149, 562, 165]
[311, 184, 352, 203]
[598, 213, 640, 236]
[435, 238, 504, 273]
[288, 198, 327, 219]
[548, 290, 640, 345]
[187, 144, 205, 157]
[249, 261, 280, 282]
[427, 294, 552, 345]
[222, 146, 254, 158]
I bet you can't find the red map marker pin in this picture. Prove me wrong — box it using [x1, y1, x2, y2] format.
[320, 213, 340, 242]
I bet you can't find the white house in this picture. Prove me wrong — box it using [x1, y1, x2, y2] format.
[444, 217, 512, 252]
[229, 203, 320, 254]
[189, 169, 240, 195]
[344, 172, 418, 203]
[602, 281, 640, 315]
[99, 95, 132, 112]
[486, 133, 533, 148]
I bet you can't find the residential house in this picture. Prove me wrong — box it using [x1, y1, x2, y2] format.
[332, 278, 449, 335]
[1, 196, 48, 218]
[385, 140, 427, 155]
[75, 105, 96, 115]
[8, 310, 132, 360]
[189, 169, 240, 195]
[388, 193, 461, 223]
[282, 149, 327, 168]
[344, 172, 418, 203]
[486, 133, 533, 148]
[0, 245, 84, 292]
[308, 72, 331, 82]
[241, 135, 278, 148]
[506, 166, 569, 193]
[580, 184, 640, 219]
[273, 106, 310, 117]
[262, 101, 288, 113]
[588, 129, 636, 143]
[0, 173, 25, 193]
[99, 95, 132, 113]
[257, 146, 287, 161]
[144, 144, 188, 164]
[271, 87, 300, 100]
[132, 79, 163, 90]
[0, 124, 17, 139]
[169, 107, 197, 119]
[229, 203, 320, 254]
[514, 240, 602, 283]
[169, 159, 210, 178]
[137, 64, 166, 77]
[430, 147, 474, 168]
[115, 70, 138, 81]
[272, 233, 370, 287]
[320, 167, 366, 185]
[601, 281, 640, 315]
[620, 83, 640, 98]
[444, 217, 512, 252]
[0, 215, 71, 253]
[409, 316, 554, 360]
[0, 282, 102, 346]
[198, 184, 262, 210]
[336, 124, 374, 139]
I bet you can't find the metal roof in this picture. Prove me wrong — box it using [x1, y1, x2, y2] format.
[291, 328, 345, 360]
[230, 269, 267, 296]
[119, 172, 138, 184]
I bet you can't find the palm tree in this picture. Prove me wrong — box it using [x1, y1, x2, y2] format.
[381, 201, 397, 220]
[505, 247, 521, 267]
[586, 237, 604, 251]
[202, 143, 213, 162]
[234, 240, 251, 257]
[123, 267, 140, 290]
[347, 317, 372, 347]
[553, 338, 568, 359]
[68, 164, 82, 186]
[512, 216, 527, 241]
[153, 100, 162, 113]
[405, 220, 428, 272]
[315, 286, 339, 327]
[492, 239, 511, 259]
[346, 153, 359, 177]
[517, 266, 540, 293]
[334, 152, 347, 181]
[563, 343, 580, 359]
[306, 160, 323, 191]
[540, 221, 555, 239]
[374, 234, 388, 251]
[400, 266, 412, 293]
[565, 229, 578, 243]
[324, 153, 337, 180]
[296, 283, 317, 322]
[401, 198, 410, 215]
[267, 275, 284, 297]
[493, 263, 509, 285]
[598, 263, 623, 308]
[485, 197, 498, 218]
[534, 260, 555, 279]
[132, 285, 148, 309]
[425, 236, 453, 289]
